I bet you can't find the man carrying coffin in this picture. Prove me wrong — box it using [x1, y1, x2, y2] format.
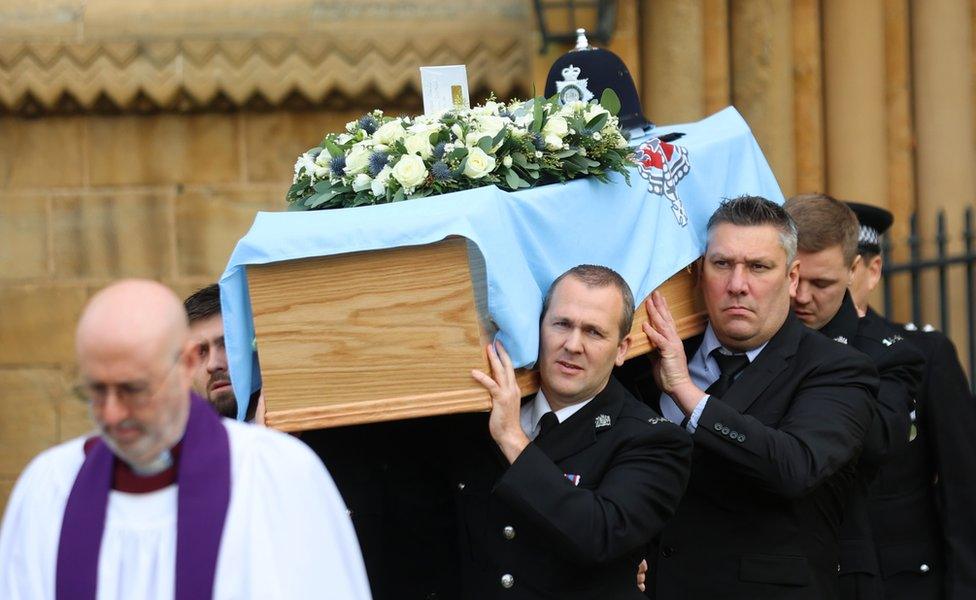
[619, 195, 879, 599]
[847, 202, 976, 600]
[455, 264, 693, 598]
[785, 194, 924, 599]
[0, 279, 371, 600]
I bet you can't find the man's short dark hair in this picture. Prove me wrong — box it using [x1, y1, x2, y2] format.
[184, 283, 221, 323]
[706, 195, 798, 264]
[784, 193, 860, 265]
[541, 265, 635, 340]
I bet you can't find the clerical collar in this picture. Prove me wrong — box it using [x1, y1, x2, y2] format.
[131, 449, 173, 476]
[83, 437, 182, 494]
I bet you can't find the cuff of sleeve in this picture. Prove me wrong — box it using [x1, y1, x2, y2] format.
[685, 395, 710, 433]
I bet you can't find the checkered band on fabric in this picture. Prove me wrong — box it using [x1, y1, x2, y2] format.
[859, 224, 881, 247]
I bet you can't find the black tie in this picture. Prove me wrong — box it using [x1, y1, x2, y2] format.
[536, 411, 559, 441]
[706, 349, 750, 398]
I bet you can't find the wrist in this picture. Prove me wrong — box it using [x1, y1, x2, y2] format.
[496, 431, 530, 464]
[670, 381, 706, 415]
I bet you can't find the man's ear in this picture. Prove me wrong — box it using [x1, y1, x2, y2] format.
[787, 259, 800, 297]
[867, 255, 883, 291]
[848, 254, 862, 284]
[615, 334, 632, 366]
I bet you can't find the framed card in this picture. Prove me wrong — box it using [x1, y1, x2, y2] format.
[420, 65, 470, 115]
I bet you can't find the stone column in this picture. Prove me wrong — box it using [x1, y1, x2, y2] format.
[822, 0, 888, 205]
[730, 0, 795, 196]
[640, 0, 705, 124]
[912, 0, 975, 371]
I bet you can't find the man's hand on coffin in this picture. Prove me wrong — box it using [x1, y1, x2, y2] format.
[472, 341, 530, 464]
[642, 291, 706, 416]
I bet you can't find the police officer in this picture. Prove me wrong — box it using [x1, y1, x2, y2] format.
[785, 194, 925, 600]
[454, 265, 692, 599]
[848, 201, 976, 600]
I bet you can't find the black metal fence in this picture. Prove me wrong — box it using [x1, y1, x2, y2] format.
[882, 207, 976, 392]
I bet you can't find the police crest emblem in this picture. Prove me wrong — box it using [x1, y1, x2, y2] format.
[554, 64, 594, 105]
[634, 137, 691, 227]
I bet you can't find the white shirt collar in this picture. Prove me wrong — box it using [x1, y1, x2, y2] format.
[519, 389, 595, 440]
[698, 323, 768, 364]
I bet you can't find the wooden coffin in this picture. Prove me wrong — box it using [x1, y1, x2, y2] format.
[248, 237, 706, 431]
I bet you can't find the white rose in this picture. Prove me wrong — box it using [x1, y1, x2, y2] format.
[502, 155, 513, 168]
[373, 120, 407, 145]
[371, 166, 391, 197]
[404, 133, 433, 159]
[344, 144, 371, 176]
[391, 154, 428, 191]
[544, 134, 564, 150]
[542, 116, 569, 139]
[463, 147, 496, 179]
[352, 173, 373, 192]
[559, 100, 587, 117]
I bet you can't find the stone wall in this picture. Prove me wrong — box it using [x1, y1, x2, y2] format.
[0, 108, 367, 507]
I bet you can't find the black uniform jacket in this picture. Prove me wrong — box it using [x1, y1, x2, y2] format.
[617, 312, 879, 599]
[819, 294, 923, 599]
[449, 376, 693, 600]
[867, 309, 976, 600]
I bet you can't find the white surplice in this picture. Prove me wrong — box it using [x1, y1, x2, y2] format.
[0, 419, 372, 600]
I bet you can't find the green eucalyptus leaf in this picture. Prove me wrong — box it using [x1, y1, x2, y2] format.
[585, 112, 609, 132]
[600, 89, 621, 116]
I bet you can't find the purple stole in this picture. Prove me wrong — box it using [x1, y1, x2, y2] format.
[55, 393, 231, 600]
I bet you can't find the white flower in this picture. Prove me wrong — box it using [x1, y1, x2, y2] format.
[336, 133, 353, 144]
[542, 116, 569, 140]
[544, 135, 564, 150]
[314, 149, 331, 166]
[451, 124, 464, 140]
[559, 100, 587, 117]
[371, 166, 391, 197]
[463, 147, 496, 179]
[535, 151, 543, 158]
[404, 133, 434, 159]
[374, 120, 407, 145]
[502, 155, 513, 168]
[344, 144, 371, 176]
[391, 154, 429, 191]
[584, 104, 610, 123]
[352, 173, 373, 192]
[593, 132, 602, 141]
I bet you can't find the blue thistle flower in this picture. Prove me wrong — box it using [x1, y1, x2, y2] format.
[531, 132, 545, 151]
[358, 115, 378, 134]
[431, 161, 452, 181]
[329, 155, 346, 178]
[368, 151, 390, 177]
[432, 142, 447, 160]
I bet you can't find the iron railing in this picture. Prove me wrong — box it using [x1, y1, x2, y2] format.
[882, 207, 975, 392]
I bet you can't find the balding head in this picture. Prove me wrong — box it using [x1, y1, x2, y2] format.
[76, 280, 200, 471]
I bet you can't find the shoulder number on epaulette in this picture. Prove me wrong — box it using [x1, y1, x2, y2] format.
[882, 334, 903, 347]
[647, 417, 672, 425]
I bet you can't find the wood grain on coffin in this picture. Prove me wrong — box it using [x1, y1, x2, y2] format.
[251, 238, 705, 432]
[249, 237, 490, 431]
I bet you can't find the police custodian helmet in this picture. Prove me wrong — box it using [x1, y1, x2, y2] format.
[544, 29, 653, 137]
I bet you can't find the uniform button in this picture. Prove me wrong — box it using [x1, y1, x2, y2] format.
[714, 422, 723, 431]
[721, 427, 730, 435]
[737, 434, 746, 442]
[500, 574, 514, 588]
[837, 564, 841, 572]
[503, 525, 516, 540]
[729, 430, 738, 438]
[346, 509, 353, 517]
[662, 546, 676, 558]
[457, 482, 466, 491]
[919, 563, 930, 573]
